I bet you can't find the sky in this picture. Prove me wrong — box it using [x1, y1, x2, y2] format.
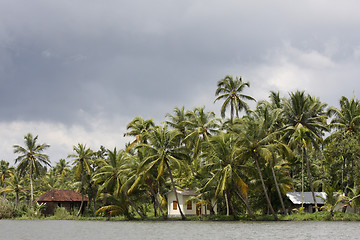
[1, 0, 360, 165]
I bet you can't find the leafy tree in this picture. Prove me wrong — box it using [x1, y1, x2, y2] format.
[200, 132, 254, 219]
[137, 124, 190, 220]
[0, 173, 27, 210]
[124, 117, 155, 151]
[214, 75, 255, 122]
[183, 106, 220, 162]
[68, 143, 93, 216]
[0, 160, 14, 198]
[281, 91, 328, 210]
[13, 133, 50, 206]
[94, 148, 145, 219]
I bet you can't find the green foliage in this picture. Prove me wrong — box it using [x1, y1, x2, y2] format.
[0, 197, 15, 219]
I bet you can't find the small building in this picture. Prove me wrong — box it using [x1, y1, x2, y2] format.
[166, 189, 217, 217]
[286, 192, 326, 213]
[36, 189, 88, 215]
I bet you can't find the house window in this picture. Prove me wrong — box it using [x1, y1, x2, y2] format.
[173, 201, 177, 210]
[207, 204, 210, 210]
[187, 201, 192, 210]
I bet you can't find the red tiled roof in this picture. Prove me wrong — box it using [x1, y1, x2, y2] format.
[36, 189, 88, 202]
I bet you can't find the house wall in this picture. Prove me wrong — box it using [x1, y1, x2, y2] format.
[167, 192, 216, 217]
[38, 201, 84, 216]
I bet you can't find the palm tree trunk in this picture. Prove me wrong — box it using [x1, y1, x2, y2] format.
[254, 154, 278, 220]
[76, 165, 85, 217]
[270, 160, 286, 214]
[227, 190, 238, 219]
[165, 160, 186, 220]
[29, 172, 34, 207]
[235, 189, 256, 220]
[224, 192, 230, 216]
[15, 192, 19, 210]
[148, 184, 166, 219]
[124, 191, 145, 220]
[303, 147, 318, 211]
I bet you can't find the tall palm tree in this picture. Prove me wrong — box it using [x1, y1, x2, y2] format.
[165, 106, 187, 135]
[200, 133, 254, 219]
[93, 148, 145, 219]
[0, 160, 14, 198]
[124, 117, 155, 151]
[0, 173, 27, 210]
[68, 143, 94, 216]
[136, 124, 190, 220]
[327, 96, 360, 136]
[247, 101, 292, 214]
[183, 106, 220, 161]
[214, 75, 255, 122]
[327, 96, 360, 193]
[13, 133, 50, 206]
[281, 91, 328, 210]
[235, 115, 293, 220]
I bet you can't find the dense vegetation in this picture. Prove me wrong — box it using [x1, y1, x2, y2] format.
[1, 75, 360, 221]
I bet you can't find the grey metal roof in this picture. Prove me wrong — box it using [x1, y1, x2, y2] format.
[286, 192, 326, 205]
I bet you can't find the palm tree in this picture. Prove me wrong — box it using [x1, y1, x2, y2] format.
[183, 106, 220, 161]
[0, 173, 27, 210]
[165, 106, 187, 135]
[214, 75, 255, 122]
[326, 97, 360, 194]
[200, 133, 254, 219]
[136, 124, 190, 220]
[235, 115, 292, 220]
[13, 133, 50, 206]
[246, 101, 292, 214]
[68, 143, 94, 216]
[328, 96, 360, 136]
[94, 148, 145, 219]
[281, 91, 328, 210]
[124, 117, 155, 151]
[0, 160, 14, 198]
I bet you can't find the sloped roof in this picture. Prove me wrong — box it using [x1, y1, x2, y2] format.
[36, 189, 88, 202]
[167, 189, 198, 196]
[286, 192, 326, 205]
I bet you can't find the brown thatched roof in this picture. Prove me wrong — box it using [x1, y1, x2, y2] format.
[36, 189, 88, 202]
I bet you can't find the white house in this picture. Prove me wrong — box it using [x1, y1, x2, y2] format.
[166, 189, 217, 217]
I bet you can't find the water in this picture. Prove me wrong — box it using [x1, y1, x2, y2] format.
[0, 220, 359, 240]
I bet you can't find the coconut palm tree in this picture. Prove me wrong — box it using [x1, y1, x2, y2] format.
[13, 133, 50, 206]
[68, 143, 94, 216]
[183, 106, 220, 161]
[0, 160, 14, 198]
[0, 173, 27, 210]
[93, 148, 145, 219]
[328, 96, 360, 136]
[214, 75, 255, 122]
[200, 132, 255, 219]
[281, 91, 328, 210]
[136, 124, 190, 220]
[124, 117, 155, 151]
[246, 101, 292, 214]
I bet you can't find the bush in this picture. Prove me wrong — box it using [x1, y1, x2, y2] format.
[0, 197, 15, 219]
[53, 207, 74, 219]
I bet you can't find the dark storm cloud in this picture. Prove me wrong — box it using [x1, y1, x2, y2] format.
[1, 0, 360, 163]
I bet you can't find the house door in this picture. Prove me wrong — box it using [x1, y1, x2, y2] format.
[196, 205, 201, 216]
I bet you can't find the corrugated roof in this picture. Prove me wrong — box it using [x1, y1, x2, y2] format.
[36, 189, 88, 202]
[286, 192, 326, 205]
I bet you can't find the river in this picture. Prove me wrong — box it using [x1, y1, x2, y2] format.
[0, 220, 358, 240]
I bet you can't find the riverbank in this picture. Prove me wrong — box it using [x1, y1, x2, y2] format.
[7, 211, 360, 222]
